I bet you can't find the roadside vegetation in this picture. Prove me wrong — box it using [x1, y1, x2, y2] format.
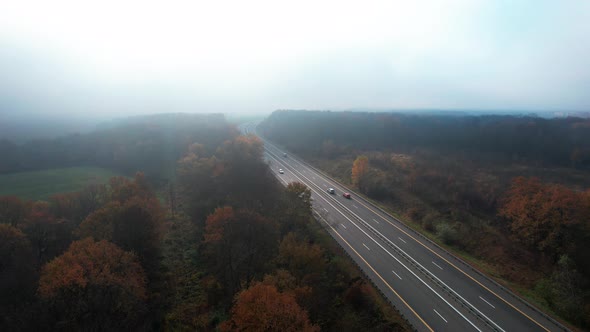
[0, 113, 410, 331]
[260, 110, 590, 329]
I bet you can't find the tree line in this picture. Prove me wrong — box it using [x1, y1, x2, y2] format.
[0, 114, 410, 331]
[0, 113, 237, 182]
[260, 110, 590, 168]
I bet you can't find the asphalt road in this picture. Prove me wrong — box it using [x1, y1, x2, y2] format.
[240, 122, 569, 332]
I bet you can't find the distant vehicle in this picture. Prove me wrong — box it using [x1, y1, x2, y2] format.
[279, 169, 284, 174]
[342, 192, 351, 199]
[327, 188, 335, 194]
[283, 153, 287, 157]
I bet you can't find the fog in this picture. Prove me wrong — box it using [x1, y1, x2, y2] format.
[1, 0, 589, 120]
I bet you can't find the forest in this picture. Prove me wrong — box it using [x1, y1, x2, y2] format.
[259, 110, 590, 328]
[0, 114, 409, 331]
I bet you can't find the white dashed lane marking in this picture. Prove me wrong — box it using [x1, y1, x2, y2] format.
[480, 296, 495, 309]
[433, 309, 448, 323]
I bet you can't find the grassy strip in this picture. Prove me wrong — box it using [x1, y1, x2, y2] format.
[0, 166, 121, 201]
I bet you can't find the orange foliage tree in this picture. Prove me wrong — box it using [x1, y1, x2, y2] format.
[221, 282, 319, 332]
[351, 155, 369, 190]
[76, 173, 164, 268]
[499, 177, 587, 255]
[75, 201, 120, 241]
[76, 196, 163, 268]
[38, 238, 147, 330]
[108, 172, 155, 203]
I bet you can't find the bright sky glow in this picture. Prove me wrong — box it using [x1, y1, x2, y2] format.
[1, 0, 589, 117]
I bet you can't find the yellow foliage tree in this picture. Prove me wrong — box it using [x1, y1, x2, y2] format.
[351, 155, 369, 189]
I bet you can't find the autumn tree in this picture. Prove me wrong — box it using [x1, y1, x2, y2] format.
[108, 172, 155, 203]
[0, 224, 36, 308]
[75, 201, 120, 241]
[21, 201, 74, 264]
[342, 279, 374, 311]
[262, 269, 301, 293]
[261, 269, 313, 305]
[76, 196, 163, 269]
[278, 232, 325, 281]
[221, 282, 319, 332]
[48, 184, 108, 225]
[499, 177, 587, 256]
[177, 144, 225, 220]
[48, 192, 83, 224]
[38, 238, 147, 331]
[352, 155, 369, 191]
[203, 206, 278, 295]
[72, 172, 164, 270]
[0, 195, 28, 227]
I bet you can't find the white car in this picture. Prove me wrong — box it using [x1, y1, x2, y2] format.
[327, 188, 335, 194]
[279, 169, 284, 174]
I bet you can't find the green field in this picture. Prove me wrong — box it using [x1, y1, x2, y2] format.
[0, 167, 122, 201]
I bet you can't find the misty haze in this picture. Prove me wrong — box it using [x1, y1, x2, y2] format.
[1, 1, 589, 331]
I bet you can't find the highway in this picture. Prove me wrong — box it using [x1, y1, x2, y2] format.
[241, 122, 568, 332]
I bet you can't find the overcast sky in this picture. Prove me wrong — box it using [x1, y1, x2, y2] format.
[1, 0, 589, 118]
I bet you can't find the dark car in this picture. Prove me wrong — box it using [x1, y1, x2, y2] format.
[342, 192, 351, 199]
